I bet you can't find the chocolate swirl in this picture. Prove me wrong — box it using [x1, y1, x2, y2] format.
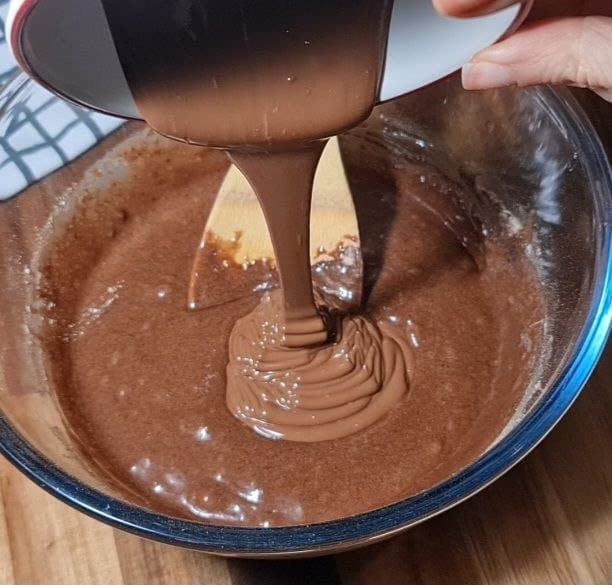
[227, 292, 413, 442]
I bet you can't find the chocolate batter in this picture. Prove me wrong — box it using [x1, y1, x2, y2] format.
[36, 125, 544, 526]
[34, 1, 543, 525]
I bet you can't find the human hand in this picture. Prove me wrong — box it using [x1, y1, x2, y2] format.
[433, 0, 612, 102]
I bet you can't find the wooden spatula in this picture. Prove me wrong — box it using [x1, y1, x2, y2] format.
[188, 137, 361, 309]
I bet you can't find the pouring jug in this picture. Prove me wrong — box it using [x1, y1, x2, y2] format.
[7, 0, 530, 121]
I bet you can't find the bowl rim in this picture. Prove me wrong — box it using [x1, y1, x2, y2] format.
[0, 77, 610, 557]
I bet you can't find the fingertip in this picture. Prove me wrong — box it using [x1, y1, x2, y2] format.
[465, 16, 612, 93]
[432, 0, 453, 16]
[433, 0, 478, 17]
[433, 0, 520, 18]
[462, 62, 516, 90]
[593, 88, 612, 103]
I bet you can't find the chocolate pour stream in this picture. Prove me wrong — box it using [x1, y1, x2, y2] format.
[102, 0, 412, 441]
[228, 145, 328, 348]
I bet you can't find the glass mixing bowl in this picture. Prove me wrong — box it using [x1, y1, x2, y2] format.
[0, 73, 610, 557]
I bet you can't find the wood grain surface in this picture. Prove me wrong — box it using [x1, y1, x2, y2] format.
[0, 91, 609, 585]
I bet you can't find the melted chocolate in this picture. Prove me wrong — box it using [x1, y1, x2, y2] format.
[103, 0, 410, 440]
[102, 0, 392, 147]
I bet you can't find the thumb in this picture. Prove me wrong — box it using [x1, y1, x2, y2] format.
[462, 16, 612, 101]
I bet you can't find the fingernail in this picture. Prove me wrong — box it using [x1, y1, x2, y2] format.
[462, 62, 516, 90]
[436, 0, 517, 17]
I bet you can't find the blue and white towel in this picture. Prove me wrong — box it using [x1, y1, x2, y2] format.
[0, 0, 123, 200]
[0, 0, 15, 87]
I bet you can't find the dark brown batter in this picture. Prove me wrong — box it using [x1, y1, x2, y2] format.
[36, 127, 544, 526]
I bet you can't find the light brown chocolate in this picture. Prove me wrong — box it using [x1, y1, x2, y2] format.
[226, 289, 413, 442]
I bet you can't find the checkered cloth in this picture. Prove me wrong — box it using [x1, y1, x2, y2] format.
[0, 0, 14, 86]
[0, 0, 124, 200]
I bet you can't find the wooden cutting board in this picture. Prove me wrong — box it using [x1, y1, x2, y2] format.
[0, 91, 610, 585]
